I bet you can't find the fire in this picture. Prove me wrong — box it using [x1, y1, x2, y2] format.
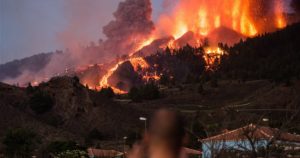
[156, 0, 287, 40]
[275, 0, 287, 29]
[143, 72, 161, 82]
[214, 15, 221, 28]
[99, 56, 151, 94]
[204, 47, 225, 70]
[129, 57, 149, 71]
[134, 37, 155, 53]
[97, 0, 290, 94]
[99, 60, 127, 94]
[174, 22, 189, 39]
[198, 8, 209, 36]
[99, 35, 155, 94]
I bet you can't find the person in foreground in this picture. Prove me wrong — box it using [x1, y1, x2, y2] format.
[128, 109, 187, 158]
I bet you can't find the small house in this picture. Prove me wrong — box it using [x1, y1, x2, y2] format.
[201, 124, 300, 158]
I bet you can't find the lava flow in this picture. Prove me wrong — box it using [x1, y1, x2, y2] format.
[98, 57, 150, 94]
[97, 0, 290, 93]
[99, 60, 128, 94]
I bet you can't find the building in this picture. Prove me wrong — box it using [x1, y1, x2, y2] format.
[201, 124, 300, 158]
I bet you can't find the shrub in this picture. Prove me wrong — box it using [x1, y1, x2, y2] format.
[54, 150, 88, 158]
[29, 91, 54, 114]
[47, 141, 78, 154]
[128, 83, 160, 102]
[128, 87, 142, 102]
[99, 87, 115, 98]
[26, 83, 35, 93]
[3, 128, 39, 158]
[87, 128, 103, 140]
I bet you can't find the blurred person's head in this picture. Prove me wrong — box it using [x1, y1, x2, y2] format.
[128, 109, 186, 158]
[147, 109, 186, 158]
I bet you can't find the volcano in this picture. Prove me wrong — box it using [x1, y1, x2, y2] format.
[207, 26, 245, 46]
[1, 0, 299, 93]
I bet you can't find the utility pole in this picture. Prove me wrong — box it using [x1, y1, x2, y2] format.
[139, 117, 147, 132]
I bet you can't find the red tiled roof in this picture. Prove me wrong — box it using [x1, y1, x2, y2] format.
[202, 124, 300, 143]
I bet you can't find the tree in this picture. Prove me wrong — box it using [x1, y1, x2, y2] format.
[47, 141, 78, 155]
[3, 128, 39, 158]
[128, 83, 160, 102]
[197, 83, 204, 94]
[87, 128, 103, 141]
[99, 87, 115, 98]
[140, 83, 160, 100]
[29, 91, 54, 114]
[26, 83, 35, 93]
[54, 150, 88, 158]
[128, 86, 142, 102]
[159, 74, 170, 86]
[72, 76, 80, 83]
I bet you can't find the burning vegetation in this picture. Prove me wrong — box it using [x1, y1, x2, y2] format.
[88, 0, 294, 93]
[2, 1, 300, 157]
[2, 0, 299, 94]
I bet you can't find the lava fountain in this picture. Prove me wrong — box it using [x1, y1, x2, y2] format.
[156, 0, 287, 40]
[97, 0, 290, 93]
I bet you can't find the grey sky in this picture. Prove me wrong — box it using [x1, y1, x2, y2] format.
[0, 0, 163, 64]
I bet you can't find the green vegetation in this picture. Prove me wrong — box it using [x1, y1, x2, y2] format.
[218, 23, 300, 83]
[54, 150, 88, 158]
[99, 87, 115, 98]
[145, 44, 206, 84]
[46, 141, 78, 154]
[129, 83, 160, 102]
[87, 128, 103, 140]
[3, 128, 39, 158]
[85, 128, 104, 145]
[29, 90, 54, 114]
[26, 83, 35, 93]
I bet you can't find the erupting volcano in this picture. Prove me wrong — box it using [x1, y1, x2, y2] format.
[93, 0, 291, 93]
[2, 0, 297, 94]
[156, 0, 287, 40]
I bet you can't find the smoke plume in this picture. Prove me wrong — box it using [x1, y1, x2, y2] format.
[102, 0, 155, 56]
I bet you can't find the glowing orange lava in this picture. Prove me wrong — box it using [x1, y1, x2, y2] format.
[99, 57, 151, 94]
[156, 0, 287, 40]
[129, 57, 149, 71]
[98, 0, 289, 93]
[204, 47, 225, 70]
[275, 0, 287, 29]
[143, 72, 161, 82]
[134, 37, 155, 53]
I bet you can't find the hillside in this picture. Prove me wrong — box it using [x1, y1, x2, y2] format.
[1, 21, 300, 158]
[0, 52, 55, 81]
[219, 22, 300, 83]
[0, 77, 144, 155]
